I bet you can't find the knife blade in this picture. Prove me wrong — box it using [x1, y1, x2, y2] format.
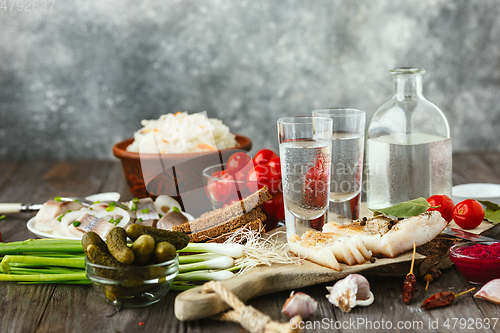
[442, 227, 499, 243]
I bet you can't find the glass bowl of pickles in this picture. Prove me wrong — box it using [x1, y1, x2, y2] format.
[85, 255, 179, 307]
[84, 225, 188, 307]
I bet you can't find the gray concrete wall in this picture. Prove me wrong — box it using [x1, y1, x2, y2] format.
[0, 0, 499, 160]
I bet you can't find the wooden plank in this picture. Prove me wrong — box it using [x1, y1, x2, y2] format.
[99, 161, 133, 202]
[175, 251, 423, 321]
[0, 161, 112, 333]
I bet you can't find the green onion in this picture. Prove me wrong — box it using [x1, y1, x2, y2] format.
[137, 218, 143, 222]
[93, 201, 100, 204]
[172, 206, 180, 213]
[1, 255, 85, 273]
[108, 202, 117, 207]
[175, 270, 234, 281]
[178, 243, 244, 258]
[178, 253, 226, 264]
[0, 239, 84, 255]
[0, 272, 87, 283]
[0, 215, 5, 221]
[106, 206, 114, 212]
[158, 214, 163, 218]
[54, 196, 62, 201]
[57, 214, 65, 222]
[73, 221, 81, 227]
[140, 208, 150, 214]
[132, 198, 140, 203]
[179, 257, 234, 273]
[130, 204, 137, 212]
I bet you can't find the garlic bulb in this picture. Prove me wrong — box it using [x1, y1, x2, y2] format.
[326, 274, 374, 312]
[474, 279, 500, 304]
[282, 291, 318, 319]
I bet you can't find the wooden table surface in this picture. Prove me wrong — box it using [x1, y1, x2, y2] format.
[1, 153, 500, 333]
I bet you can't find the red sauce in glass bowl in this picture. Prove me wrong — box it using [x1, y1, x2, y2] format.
[449, 242, 500, 284]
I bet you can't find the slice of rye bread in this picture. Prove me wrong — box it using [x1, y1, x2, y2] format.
[206, 219, 264, 244]
[172, 186, 272, 234]
[188, 207, 266, 243]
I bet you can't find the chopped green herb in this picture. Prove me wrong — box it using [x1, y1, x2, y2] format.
[130, 204, 137, 212]
[74, 199, 80, 203]
[57, 215, 65, 222]
[108, 202, 117, 207]
[140, 208, 150, 214]
[66, 210, 72, 213]
[93, 201, 100, 204]
[132, 198, 140, 203]
[114, 218, 122, 226]
[137, 218, 143, 222]
[105, 206, 115, 212]
[172, 206, 180, 213]
[158, 214, 163, 218]
[89, 207, 93, 210]
[0, 215, 5, 221]
[119, 204, 129, 210]
[54, 196, 62, 202]
[72, 221, 81, 227]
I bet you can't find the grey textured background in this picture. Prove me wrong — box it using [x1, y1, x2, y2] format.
[0, 0, 499, 160]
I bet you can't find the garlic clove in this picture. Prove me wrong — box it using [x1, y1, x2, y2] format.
[326, 274, 374, 312]
[282, 291, 318, 319]
[474, 278, 500, 305]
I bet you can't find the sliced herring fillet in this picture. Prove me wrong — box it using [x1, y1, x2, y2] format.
[375, 211, 447, 257]
[75, 213, 113, 239]
[35, 200, 83, 224]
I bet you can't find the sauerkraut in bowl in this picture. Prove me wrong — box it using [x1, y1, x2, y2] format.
[126, 112, 238, 154]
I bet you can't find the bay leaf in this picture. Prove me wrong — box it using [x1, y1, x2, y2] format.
[477, 200, 500, 211]
[478, 200, 500, 225]
[369, 197, 431, 218]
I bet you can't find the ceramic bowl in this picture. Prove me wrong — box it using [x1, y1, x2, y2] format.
[85, 255, 179, 307]
[113, 135, 252, 216]
[452, 183, 500, 205]
[449, 241, 500, 284]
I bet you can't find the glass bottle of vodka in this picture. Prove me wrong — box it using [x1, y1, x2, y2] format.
[366, 68, 452, 210]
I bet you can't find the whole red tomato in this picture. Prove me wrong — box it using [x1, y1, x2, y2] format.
[267, 157, 281, 177]
[427, 195, 454, 222]
[226, 152, 253, 173]
[246, 164, 280, 193]
[453, 199, 485, 229]
[253, 149, 278, 166]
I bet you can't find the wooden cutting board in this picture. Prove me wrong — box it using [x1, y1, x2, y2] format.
[174, 241, 423, 321]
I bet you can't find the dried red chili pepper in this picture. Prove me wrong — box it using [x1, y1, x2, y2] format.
[403, 242, 417, 305]
[424, 268, 441, 291]
[421, 288, 475, 310]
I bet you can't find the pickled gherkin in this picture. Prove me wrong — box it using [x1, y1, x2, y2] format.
[126, 224, 189, 250]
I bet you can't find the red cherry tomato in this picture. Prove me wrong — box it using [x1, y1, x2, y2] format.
[246, 164, 280, 193]
[275, 207, 285, 221]
[304, 159, 329, 208]
[226, 152, 253, 172]
[427, 195, 454, 222]
[263, 191, 284, 217]
[267, 157, 281, 177]
[207, 171, 228, 202]
[222, 170, 251, 201]
[253, 149, 278, 166]
[453, 199, 485, 229]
